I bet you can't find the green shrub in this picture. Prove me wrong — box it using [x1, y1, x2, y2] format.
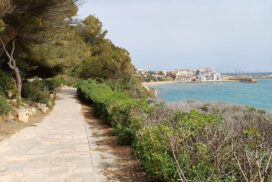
[136, 107, 272, 181]
[0, 95, 12, 114]
[54, 74, 77, 87]
[133, 124, 178, 181]
[22, 80, 50, 105]
[22, 78, 62, 105]
[103, 77, 151, 98]
[112, 116, 143, 145]
[77, 80, 149, 145]
[43, 78, 62, 92]
[0, 70, 16, 97]
[133, 111, 225, 182]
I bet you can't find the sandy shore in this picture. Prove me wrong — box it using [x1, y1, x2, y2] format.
[142, 81, 177, 86]
[142, 79, 238, 87]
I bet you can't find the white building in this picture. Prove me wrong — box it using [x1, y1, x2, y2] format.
[175, 69, 196, 81]
[197, 68, 222, 81]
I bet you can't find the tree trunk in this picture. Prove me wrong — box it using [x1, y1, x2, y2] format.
[14, 67, 22, 99]
[0, 38, 22, 100]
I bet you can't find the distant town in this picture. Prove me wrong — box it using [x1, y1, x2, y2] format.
[136, 68, 224, 82]
[136, 68, 270, 84]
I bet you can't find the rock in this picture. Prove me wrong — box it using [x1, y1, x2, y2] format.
[31, 108, 37, 115]
[37, 103, 49, 113]
[28, 108, 37, 116]
[18, 109, 29, 123]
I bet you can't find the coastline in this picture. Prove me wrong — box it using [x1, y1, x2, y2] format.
[142, 79, 238, 87]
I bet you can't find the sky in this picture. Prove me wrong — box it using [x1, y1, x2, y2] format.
[77, 0, 272, 72]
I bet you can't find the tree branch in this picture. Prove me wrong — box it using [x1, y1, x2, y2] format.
[264, 150, 272, 174]
[232, 143, 249, 182]
[0, 38, 16, 69]
[170, 139, 187, 182]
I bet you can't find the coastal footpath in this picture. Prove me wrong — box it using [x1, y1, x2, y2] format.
[0, 88, 148, 182]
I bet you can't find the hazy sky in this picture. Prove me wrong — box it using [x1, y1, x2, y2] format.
[78, 0, 272, 72]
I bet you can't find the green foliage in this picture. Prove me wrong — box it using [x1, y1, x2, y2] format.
[77, 15, 136, 88]
[0, 70, 16, 97]
[22, 79, 60, 106]
[133, 111, 225, 182]
[26, 32, 90, 76]
[133, 125, 178, 181]
[0, 95, 11, 114]
[112, 116, 143, 145]
[53, 75, 77, 87]
[175, 110, 221, 135]
[79, 16, 106, 43]
[43, 78, 62, 92]
[77, 80, 149, 145]
[1, 2, 140, 99]
[103, 77, 150, 98]
[0, 0, 85, 99]
[22, 81, 50, 105]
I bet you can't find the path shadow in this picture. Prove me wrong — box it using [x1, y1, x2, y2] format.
[79, 99, 152, 182]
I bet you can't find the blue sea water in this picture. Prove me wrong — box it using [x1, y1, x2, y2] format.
[150, 79, 272, 110]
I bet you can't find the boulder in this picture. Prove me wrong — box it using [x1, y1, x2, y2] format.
[18, 109, 29, 123]
[31, 108, 37, 115]
[37, 103, 49, 113]
[28, 108, 37, 116]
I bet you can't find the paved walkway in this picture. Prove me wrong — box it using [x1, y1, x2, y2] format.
[0, 88, 111, 182]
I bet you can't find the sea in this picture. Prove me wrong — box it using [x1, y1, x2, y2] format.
[149, 79, 272, 111]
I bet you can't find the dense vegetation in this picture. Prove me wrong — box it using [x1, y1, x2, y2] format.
[77, 80, 149, 145]
[78, 80, 272, 182]
[0, 0, 144, 114]
[21, 78, 62, 107]
[0, 95, 11, 114]
[0, 0, 141, 101]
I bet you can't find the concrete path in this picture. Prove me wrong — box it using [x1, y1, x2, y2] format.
[0, 88, 110, 182]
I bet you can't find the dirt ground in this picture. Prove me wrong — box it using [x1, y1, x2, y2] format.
[0, 109, 50, 142]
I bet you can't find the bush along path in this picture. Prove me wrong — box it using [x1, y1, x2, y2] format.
[0, 88, 149, 182]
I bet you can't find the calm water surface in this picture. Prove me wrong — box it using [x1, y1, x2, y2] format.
[150, 79, 272, 110]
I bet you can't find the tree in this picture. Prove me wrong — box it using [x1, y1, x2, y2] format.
[78, 15, 134, 80]
[24, 29, 90, 78]
[0, 0, 80, 98]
